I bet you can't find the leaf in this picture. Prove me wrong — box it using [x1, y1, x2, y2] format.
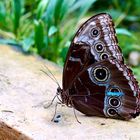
[125, 15, 139, 22]
[0, 2, 6, 24]
[36, 0, 49, 19]
[22, 36, 34, 52]
[116, 28, 133, 36]
[48, 26, 58, 36]
[0, 38, 17, 45]
[132, 66, 140, 82]
[78, 0, 97, 18]
[69, 0, 96, 18]
[43, 0, 57, 27]
[59, 0, 74, 21]
[34, 19, 45, 54]
[12, 0, 24, 36]
[0, 29, 15, 39]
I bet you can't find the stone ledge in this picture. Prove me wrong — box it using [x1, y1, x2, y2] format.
[0, 45, 140, 140]
[0, 121, 32, 140]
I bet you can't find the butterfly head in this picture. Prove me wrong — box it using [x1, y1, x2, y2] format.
[57, 86, 62, 94]
[57, 87, 72, 106]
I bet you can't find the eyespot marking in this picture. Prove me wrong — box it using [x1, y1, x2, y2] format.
[94, 42, 104, 52]
[109, 97, 121, 107]
[107, 108, 117, 117]
[100, 53, 109, 60]
[90, 27, 100, 37]
[92, 66, 110, 82]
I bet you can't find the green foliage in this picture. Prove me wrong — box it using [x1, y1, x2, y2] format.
[34, 19, 45, 54]
[0, 0, 140, 66]
[132, 66, 140, 83]
[12, 0, 22, 36]
[0, 0, 96, 65]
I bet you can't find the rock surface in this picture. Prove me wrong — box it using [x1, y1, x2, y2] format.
[0, 121, 32, 140]
[0, 45, 140, 140]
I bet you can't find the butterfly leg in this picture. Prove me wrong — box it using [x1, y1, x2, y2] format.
[73, 107, 81, 124]
[44, 88, 63, 109]
[51, 102, 62, 122]
[44, 94, 58, 109]
[69, 98, 81, 124]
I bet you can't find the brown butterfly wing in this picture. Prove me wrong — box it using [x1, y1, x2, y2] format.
[63, 13, 123, 91]
[69, 58, 140, 120]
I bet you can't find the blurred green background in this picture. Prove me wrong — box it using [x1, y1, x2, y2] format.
[0, 0, 139, 81]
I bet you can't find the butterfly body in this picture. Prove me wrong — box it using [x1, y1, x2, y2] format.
[57, 13, 140, 120]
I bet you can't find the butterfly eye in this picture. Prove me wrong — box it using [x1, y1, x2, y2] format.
[107, 108, 117, 117]
[109, 97, 121, 107]
[93, 66, 109, 82]
[95, 43, 104, 52]
[91, 28, 99, 37]
[100, 53, 109, 60]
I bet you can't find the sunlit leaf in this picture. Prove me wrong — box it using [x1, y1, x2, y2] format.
[125, 15, 139, 22]
[43, 0, 57, 27]
[22, 36, 34, 52]
[116, 28, 133, 36]
[0, 38, 17, 45]
[48, 26, 58, 36]
[36, 0, 49, 19]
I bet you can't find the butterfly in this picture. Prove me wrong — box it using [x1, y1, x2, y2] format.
[53, 13, 140, 121]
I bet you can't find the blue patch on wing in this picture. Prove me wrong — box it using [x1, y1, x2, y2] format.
[106, 91, 124, 97]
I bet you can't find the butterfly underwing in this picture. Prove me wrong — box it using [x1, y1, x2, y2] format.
[63, 13, 123, 91]
[68, 58, 140, 120]
[56, 13, 140, 120]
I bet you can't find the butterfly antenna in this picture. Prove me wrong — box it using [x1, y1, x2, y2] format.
[40, 65, 62, 109]
[41, 65, 61, 88]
